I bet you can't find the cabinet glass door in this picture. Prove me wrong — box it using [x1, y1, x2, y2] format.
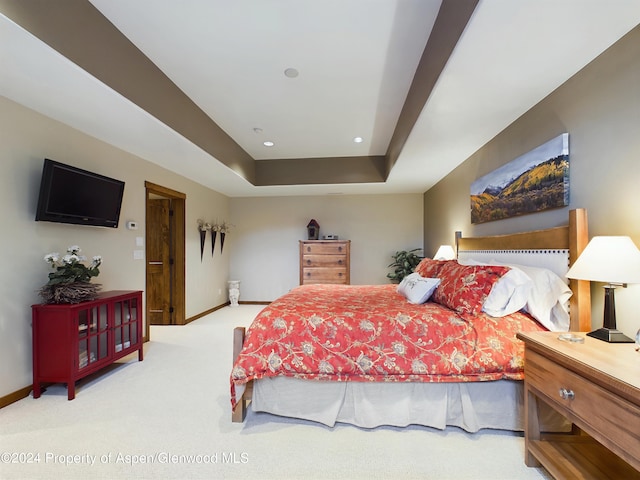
[77, 304, 109, 370]
[114, 297, 138, 353]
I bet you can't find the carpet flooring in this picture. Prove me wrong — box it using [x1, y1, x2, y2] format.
[0, 305, 551, 479]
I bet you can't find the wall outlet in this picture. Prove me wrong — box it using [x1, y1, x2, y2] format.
[218, 288, 222, 295]
[133, 250, 144, 260]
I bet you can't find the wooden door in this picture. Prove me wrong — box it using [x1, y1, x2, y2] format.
[146, 198, 172, 325]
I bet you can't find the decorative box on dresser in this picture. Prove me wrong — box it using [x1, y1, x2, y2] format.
[517, 331, 640, 479]
[299, 240, 350, 285]
[32, 290, 144, 400]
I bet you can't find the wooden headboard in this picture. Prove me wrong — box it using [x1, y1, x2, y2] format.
[456, 208, 590, 332]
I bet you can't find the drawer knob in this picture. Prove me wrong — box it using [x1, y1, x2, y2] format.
[306, 259, 311, 265]
[338, 259, 343, 265]
[559, 388, 575, 400]
[307, 247, 311, 252]
[338, 246, 343, 252]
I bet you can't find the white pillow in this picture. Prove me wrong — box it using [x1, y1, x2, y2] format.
[482, 268, 533, 317]
[508, 263, 572, 332]
[397, 273, 441, 304]
[465, 259, 572, 331]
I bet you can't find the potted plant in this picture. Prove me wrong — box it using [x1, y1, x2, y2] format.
[386, 248, 423, 283]
[39, 245, 102, 304]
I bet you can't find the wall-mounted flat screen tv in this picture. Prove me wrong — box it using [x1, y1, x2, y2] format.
[35, 159, 125, 228]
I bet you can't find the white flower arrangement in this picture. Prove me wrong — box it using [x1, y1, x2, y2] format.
[43, 245, 101, 286]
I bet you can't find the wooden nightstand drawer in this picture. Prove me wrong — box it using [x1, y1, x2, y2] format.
[302, 243, 348, 255]
[525, 348, 640, 471]
[302, 254, 346, 267]
[302, 267, 348, 284]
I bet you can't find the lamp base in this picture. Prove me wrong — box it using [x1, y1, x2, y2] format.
[586, 328, 634, 343]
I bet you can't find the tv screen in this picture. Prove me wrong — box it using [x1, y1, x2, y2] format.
[35, 159, 125, 228]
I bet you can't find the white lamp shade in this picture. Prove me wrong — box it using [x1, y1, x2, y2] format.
[434, 245, 456, 261]
[566, 236, 640, 284]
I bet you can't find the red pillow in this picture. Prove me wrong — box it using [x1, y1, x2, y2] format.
[432, 262, 510, 315]
[414, 258, 451, 278]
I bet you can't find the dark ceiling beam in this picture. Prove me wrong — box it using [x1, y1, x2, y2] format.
[384, 0, 479, 177]
[255, 156, 386, 186]
[0, 0, 256, 183]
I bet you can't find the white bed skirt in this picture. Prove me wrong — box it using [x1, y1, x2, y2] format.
[249, 377, 564, 432]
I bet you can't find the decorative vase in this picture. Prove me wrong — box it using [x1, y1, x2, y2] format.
[38, 282, 102, 304]
[228, 280, 240, 307]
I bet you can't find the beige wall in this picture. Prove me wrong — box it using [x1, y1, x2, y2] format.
[424, 25, 640, 339]
[0, 96, 230, 397]
[229, 194, 424, 301]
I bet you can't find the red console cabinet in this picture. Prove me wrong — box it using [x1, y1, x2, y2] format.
[32, 290, 143, 400]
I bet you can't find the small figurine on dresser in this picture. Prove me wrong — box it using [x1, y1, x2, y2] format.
[306, 219, 320, 240]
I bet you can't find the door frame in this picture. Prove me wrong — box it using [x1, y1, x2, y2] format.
[144, 181, 186, 339]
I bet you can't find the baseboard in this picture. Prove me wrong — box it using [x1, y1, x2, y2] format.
[0, 385, 32, 409]
[238, 301, 270, 305]
[185, 302, 230, 324]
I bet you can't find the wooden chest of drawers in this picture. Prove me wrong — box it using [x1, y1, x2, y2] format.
[299, 240, 350, 285]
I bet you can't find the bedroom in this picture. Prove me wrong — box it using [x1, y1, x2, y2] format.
[1, 1, 640, 478]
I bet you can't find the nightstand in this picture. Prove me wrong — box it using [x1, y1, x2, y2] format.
[517, 331, 640, 479]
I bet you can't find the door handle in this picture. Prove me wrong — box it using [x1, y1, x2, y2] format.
[148, 261, 163, 265]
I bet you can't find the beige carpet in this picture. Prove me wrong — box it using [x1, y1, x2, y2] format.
[0, 305, 551, 480]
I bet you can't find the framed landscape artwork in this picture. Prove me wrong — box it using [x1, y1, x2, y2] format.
[470, 133, 569, 224]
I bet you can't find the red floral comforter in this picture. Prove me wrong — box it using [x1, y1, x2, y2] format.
[230, 284, 546, 407]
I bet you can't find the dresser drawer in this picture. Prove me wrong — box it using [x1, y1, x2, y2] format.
[525, 349, 640, 462]
[302, 254, 346, 268]
[302, 267, 348, 284]
[302, 243, 348, 255]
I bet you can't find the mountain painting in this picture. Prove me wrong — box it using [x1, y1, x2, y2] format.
[470, 133, 569, 224]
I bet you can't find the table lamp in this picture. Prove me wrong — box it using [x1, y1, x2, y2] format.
[566, 236, 640, 343]
[434, 245, 456, 260]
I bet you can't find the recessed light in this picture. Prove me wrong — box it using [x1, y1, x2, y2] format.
[353, 136, 363, 143]
[284, 68, 299, 78]
[263, 141, 275, 147]
[253, 127, 263, 134]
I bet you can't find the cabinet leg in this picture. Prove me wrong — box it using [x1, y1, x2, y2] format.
[138, 347, 144, 362]
[33, 383, 41, 399]
[67, 383, 75, 401]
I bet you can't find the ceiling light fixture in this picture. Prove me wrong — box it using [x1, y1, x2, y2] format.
[353, 137, 363, 143]
[263, 141, 275, 147]
[284, 68, 299, 78]
[253, 127, 263, 134]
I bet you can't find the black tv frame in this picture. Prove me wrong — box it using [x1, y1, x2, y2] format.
[35, 159, 125, 228]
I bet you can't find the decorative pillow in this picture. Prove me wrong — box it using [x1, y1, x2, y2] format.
[397, 273, 441, 304]
[414, 258, 451, 278]
[432, 262, 510, 315]
[482, 267, 533, 317]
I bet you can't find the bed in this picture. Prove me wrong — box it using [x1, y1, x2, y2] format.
[230, 208, 590, 431]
